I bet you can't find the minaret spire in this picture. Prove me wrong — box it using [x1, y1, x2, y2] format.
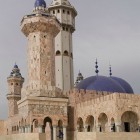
[95, 59, 99, 76]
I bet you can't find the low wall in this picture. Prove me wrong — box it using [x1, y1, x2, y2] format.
[0, 133, 46, 140]
[77, 132, 140, 140]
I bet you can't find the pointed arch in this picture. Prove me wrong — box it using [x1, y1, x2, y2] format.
[121, 111, 138, 132]
[77, 117, 84, 132]
[43, 117, 53, 140]
[32, 119, 38, 133]
[110, 117, 115, 132]
[98, 113, 108, 132]
[85, 115, 94, 132]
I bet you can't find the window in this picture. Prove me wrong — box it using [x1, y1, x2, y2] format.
[56, 50, 61, 56]
[53, 10, 55, 14]
[57, 9, 60, 13]
[63, 10, 65, 13]
[63, 50, 69, 56]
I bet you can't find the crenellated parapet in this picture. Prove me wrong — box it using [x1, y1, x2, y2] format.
[69, 88, 140, 105]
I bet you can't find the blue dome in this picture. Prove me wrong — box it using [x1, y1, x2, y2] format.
[111, 77, 134, 93]
[76, 75, 134, 94]
[14, 64, 18, 69]
[35, 0, 46, 8]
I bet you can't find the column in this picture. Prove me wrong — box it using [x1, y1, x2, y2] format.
[21, 127, 24, 133]
[27, 125, 31, 133]
[96, 125, 101, 132]
[137, 124, 140, 132]
[63, 126, 67, 140]
[109, 124, 114, 132]
[19, 127, 21, 133]
[53, 125, 57, 140]
[25, 126, 28, 133]
[116, 122, 122, 132]
[84, 125, 88, 132]
[38, 125, 43, 133]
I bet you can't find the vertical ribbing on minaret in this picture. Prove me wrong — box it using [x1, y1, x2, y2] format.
[48, 0, 77, 92]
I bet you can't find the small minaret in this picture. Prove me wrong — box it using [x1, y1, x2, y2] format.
[21, 0, 61, 96]
[7, 64, 24, 117]
[48, 0, 77, 92]
[75, 71, 84, 86]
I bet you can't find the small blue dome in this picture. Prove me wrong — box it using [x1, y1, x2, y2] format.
[14, 64, 18, 69]
[34, 0, 46, 8]
[76, 75, 134, 94]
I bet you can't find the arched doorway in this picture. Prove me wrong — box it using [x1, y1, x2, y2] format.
[111, 118, 115, 132]
[77, 117, 84, 132]
[121, 111, 138, 132]
[32, 119, 38, 133]
[98, 113, 108, 132]
[43, 117, 53, 140]
[57, 120, 63, 140]
[85, 116, 94, 132]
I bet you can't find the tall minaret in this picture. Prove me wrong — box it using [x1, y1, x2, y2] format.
[48, 0, 77, 92]
[21, 0, 61, 96]
[7, 64, 24, 117]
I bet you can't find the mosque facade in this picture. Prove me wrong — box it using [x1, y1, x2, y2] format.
[0, 0, 140, 140]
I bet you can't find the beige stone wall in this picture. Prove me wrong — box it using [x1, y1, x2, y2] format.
[0, 120, 5, 135]
[0, 133, 46, 140]
[77, 132, 140, 140]
[69, 90, 140, 133]
[17, 96, 68, 127]
[21, 14, 61, 96]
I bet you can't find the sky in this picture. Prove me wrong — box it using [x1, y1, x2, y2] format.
[0, 0, 140, 119]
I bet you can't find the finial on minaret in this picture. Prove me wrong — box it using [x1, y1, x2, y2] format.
[109, 65, 112, 77]
[95, 59, 99, 76]
[74, 71, 84, 87]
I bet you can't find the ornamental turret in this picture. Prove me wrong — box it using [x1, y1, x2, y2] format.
[48, 0, 77, 92]
[7, 64, 24, 117]
[21, 0, 61, 96]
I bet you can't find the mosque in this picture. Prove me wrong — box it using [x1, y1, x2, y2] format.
[0, 0, 140, 140]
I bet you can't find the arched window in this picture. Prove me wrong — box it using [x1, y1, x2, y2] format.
[56, 50, 61, 56]
[63, 50, 69, 56]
